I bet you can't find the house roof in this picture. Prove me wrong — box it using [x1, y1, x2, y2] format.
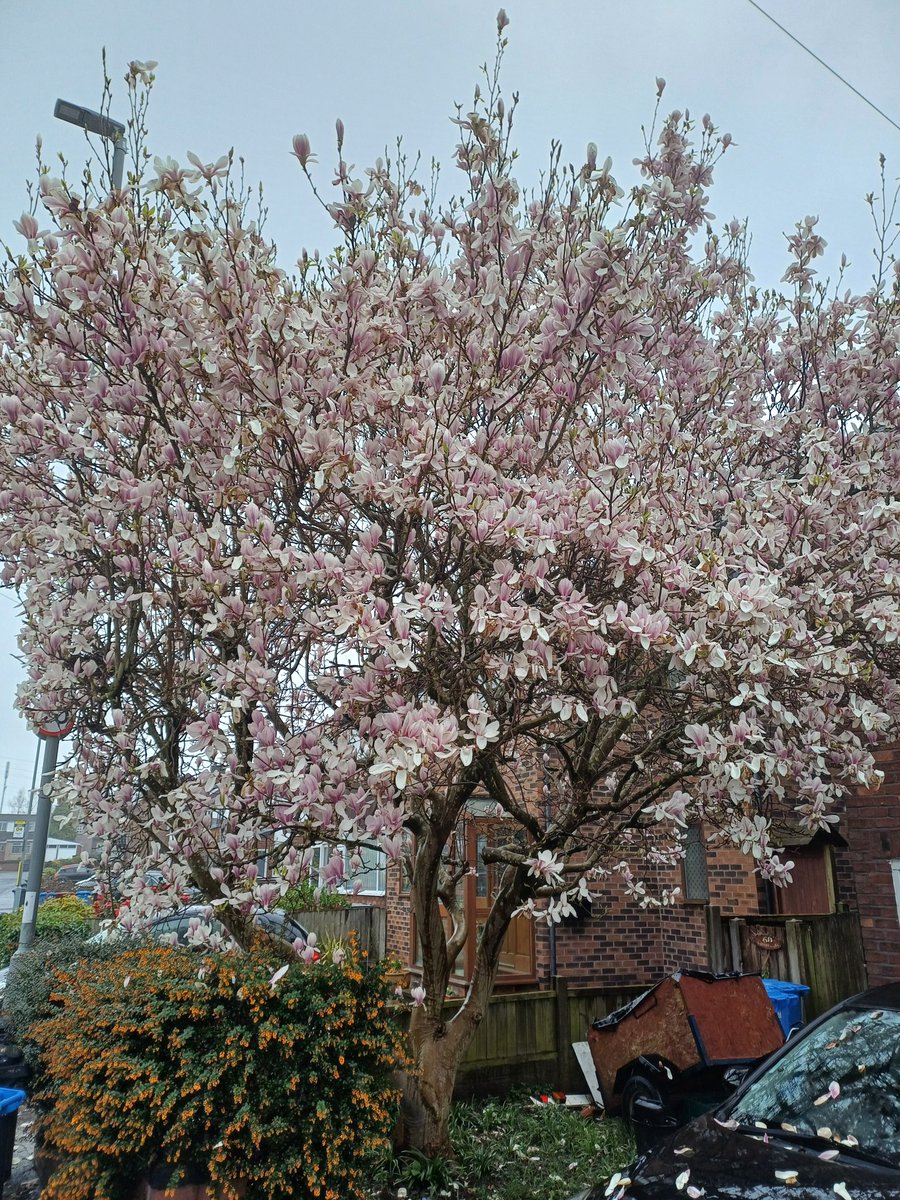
[771, 822, 848, 850]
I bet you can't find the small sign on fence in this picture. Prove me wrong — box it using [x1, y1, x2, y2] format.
[750, 930, 784, 951]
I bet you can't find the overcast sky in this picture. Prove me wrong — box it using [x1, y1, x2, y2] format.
[0, 0, 898, 805]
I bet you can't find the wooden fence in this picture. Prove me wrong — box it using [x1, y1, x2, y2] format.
[286, 904, 386, 962]
[286, 904, 867, 1098]
[708, 908, 867, 1020]
[447, 980, 642, 1097]
[287, 906, 636, 1096]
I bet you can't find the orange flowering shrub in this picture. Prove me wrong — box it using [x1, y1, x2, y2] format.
[29, 944, 404, 1200]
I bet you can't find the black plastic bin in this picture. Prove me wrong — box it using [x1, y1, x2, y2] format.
[0, 1045, 30, 1090]
[0, 1088, 26, 1199]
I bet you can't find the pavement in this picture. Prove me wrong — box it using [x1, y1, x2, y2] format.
[5, 1103, 38, 1199]
[0, 872, 38, 1196]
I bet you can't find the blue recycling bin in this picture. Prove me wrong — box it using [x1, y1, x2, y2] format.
[0, 1087, 26, 1198]
[762, 978, 810, 1037]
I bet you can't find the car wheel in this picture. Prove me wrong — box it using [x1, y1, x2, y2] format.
[622, 1073, 664, 1123]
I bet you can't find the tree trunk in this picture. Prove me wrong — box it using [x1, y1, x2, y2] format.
[397, 797, 529, 1157]
[397, 1005, 480, 1158]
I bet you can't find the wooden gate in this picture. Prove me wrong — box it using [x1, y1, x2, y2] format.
[712, 910, 867, 1020]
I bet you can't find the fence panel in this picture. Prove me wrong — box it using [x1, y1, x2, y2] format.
[287, 905, 386, 961]
[800, 911, 868, 1017]
[450, 983, 644, 1097]
[718, 910, 867, 1020]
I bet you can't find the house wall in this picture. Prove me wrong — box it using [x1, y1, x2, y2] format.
[536, 881, 666, 988]
[707, 843, 761, 915]
[842, 743, 900, 986]
[382, 834, 766, 990]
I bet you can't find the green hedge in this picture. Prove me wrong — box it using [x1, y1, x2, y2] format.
[278, 879, 350, 911]
[29, 943, 404, 1200]
[0, 896, 93, 968]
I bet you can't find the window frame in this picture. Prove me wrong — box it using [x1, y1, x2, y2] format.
[682, 822, 710, 903]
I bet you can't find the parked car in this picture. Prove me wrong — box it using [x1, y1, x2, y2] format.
[91, 905, 315, 955]
[80, 869, 198, 902]
[573, 982, 900, 1199]
[50, 863, 94, 889]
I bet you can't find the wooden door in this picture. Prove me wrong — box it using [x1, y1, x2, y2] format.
[471, 826, 535, 980]
[774, 846, 834, 915]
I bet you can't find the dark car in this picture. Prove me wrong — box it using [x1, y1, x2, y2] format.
[92, 905, 314, 954]
[574, 983, 900, 1200]
[148, 906, 312, 951]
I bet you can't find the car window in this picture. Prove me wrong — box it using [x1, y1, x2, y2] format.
[151, 916, 187, 941]
[258, 912, 308, 944]
[730, 1007, 900, 1162]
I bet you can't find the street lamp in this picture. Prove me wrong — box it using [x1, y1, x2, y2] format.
[54, 98, 126, 190]
[10, 713, 74, 966]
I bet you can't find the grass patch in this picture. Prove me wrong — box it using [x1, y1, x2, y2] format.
[375, 1092, 634, 1200]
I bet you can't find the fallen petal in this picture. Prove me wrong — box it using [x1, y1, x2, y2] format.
[269, 963, 289, 988]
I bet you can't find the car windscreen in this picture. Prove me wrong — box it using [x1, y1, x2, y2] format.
[256, 912, 307, 944]
[729, 1007, 900, 1164]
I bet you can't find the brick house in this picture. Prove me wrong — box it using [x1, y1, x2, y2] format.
[332, 756, 875, 994]
[841, 743, 900, 985]
[374, 792, 860, 994]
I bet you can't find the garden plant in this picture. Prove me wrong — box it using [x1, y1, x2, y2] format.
[0, 895, 93, 968]
[26, 943, 403, 1200]
[377, 1093, 634, 1200]
[1, 11, 899, 1154]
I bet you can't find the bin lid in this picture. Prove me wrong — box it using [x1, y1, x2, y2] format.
[0, 1088, 26, 1115]
[762, 978, 811, 997]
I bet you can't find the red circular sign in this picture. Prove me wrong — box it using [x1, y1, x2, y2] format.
[36, 713, 74, 739]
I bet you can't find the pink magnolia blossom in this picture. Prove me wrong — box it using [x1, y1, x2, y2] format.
[0, 46, 898, 1148]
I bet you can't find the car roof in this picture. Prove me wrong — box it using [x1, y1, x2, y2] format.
[151, 906, 307, 934]
[845, 981, 900, 1011]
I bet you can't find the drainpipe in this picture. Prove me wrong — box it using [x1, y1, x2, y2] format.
[543, 753, 557, 980]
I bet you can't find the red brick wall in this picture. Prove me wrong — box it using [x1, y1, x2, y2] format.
[706, 843, 760, 916]
[382, 829, 768, 990]
[538, 883, 666, 988]
[385, 867, 414, 964]
[843, 744, 900, 985]
[378, 749, 773, 990]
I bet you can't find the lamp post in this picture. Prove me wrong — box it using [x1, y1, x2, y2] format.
[10, 714, 73, 965]
[54, 98, 126, 190]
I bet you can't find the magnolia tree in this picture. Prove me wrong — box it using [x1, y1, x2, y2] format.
[2, 23, 900, 1153]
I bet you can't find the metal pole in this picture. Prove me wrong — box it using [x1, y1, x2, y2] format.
[11, 735, 59, 961]
[112, 138, 125, 190]
[542, 753, 557, 980]
[26, 737, 40, 816]
[16, 738, 43, 896]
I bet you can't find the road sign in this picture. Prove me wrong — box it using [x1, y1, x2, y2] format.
[36, 713, 74, 739]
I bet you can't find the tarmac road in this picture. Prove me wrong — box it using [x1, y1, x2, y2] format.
[0, 871, 19, 914]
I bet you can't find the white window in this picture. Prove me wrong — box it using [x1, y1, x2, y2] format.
[891, 860, 900, 925]
[312, 842, 386, 896]
[348, 845, 386, 895]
